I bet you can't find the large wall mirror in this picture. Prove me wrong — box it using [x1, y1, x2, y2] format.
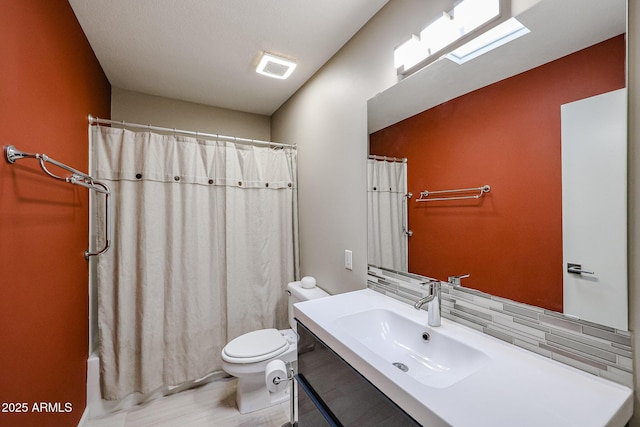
[367, 0, 628, 330]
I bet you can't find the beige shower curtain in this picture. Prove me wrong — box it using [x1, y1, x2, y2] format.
[367, 158, 408, 271]
[92, 126, 299, 400]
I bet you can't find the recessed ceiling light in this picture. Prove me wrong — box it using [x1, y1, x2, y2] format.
[446, 18, 530, 64]
[256, 52, 297, 80]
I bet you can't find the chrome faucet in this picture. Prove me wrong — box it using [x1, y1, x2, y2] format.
[414, 280, 441, 327]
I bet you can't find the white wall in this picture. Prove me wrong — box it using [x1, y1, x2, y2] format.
[271, 0, 450, 295]
[111, 87, 271, 140]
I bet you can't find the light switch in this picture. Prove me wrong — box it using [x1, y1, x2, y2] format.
[345, 250, 353, 270]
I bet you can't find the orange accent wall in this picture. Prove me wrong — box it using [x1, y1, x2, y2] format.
[0, 1, 110, 426]
[370, 35, 625, 312]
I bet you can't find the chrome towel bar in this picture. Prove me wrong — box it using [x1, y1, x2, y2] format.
[4, 145, 111, 259]
[416, 184, 491, 202]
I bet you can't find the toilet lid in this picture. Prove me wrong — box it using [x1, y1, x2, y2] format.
[223, 329, 288, 363]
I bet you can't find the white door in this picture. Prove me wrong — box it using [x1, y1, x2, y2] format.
[561, 88, 627, 330]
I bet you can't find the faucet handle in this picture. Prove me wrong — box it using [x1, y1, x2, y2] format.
[418, 279, 440, 298]
[419, 278, 439, 288]
[448, 274, 470, 286]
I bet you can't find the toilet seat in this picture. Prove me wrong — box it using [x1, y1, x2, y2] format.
[222, 328, 289, 364]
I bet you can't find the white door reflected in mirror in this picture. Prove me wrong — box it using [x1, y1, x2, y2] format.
[561, 88, 627, 331]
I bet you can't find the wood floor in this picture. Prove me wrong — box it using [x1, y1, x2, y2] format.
[85, 377, 291, 427]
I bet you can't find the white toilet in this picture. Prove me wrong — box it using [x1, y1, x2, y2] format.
[221, 280, 329, 414]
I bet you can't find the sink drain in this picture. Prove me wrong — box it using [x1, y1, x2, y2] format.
[393, 362, 409, 372]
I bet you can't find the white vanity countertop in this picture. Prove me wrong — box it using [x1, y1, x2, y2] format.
[294, 289, 633, 427]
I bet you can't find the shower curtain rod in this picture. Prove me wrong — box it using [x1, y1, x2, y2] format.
[368, 154, 407, 163]
[88, 115, 296, 148]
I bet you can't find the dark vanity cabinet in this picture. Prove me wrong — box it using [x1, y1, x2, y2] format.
[296, 321, 421, 426]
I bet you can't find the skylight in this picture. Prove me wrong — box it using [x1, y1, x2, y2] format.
[446, 18, 530, 64]
[393, 0, 501, 74]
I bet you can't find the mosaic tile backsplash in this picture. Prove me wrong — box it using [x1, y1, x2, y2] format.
[367, 266, 633, 388]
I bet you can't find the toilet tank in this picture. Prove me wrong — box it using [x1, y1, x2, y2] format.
[287, 281, 329, 330]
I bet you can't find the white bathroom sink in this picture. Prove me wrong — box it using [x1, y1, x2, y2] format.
[293, 289, 633, 427]
[335, 308, 490, 388]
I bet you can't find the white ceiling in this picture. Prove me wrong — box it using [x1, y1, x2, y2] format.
[69, 0, 389, 116]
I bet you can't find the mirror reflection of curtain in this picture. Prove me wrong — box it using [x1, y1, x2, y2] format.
[367, 158, 408, 271]
[92, 126, 299, 400]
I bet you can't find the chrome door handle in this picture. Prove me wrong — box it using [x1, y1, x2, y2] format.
[567, 263, 594, 275]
